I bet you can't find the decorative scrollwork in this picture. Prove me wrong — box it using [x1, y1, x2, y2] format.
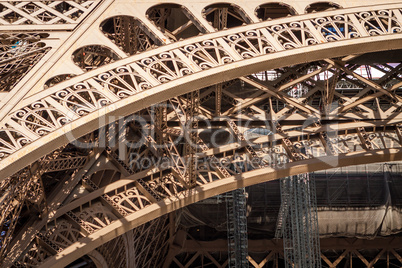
[43, 220, 84, 249]
[0, 128, 32, 160]
[268, 22, 318, 49]
[180, 40, 235, 69]
[72, 203, 116, 231]
[147, 174, 186, 198]
[109, 187, 151, 214]
[1, 5, 402, 165]
[137, 51, 193, 83]
[11, 101, 69, 136]
[369, 132, 400, 149]
[196, 170, 220, 184]
[225, 30, 276, 57]
[94, 66, 152, 98]
[312, 15, 360, 41]
[51, 83, 111, 116]
[356, 10, 402, 35]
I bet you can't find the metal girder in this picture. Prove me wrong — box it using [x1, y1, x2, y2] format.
[41, 155, 88, 172]
[105, 146, 163, 202]
[0, 4, 401, 179]
[4, 112, 402, 266]
[314, 119, 337, 156]
[0, 147, 85, 260]
[185, 90, 200, 186]
[166, 235, 402, 268]
[34, 148, 402, 268]
[0, 1, 402, 267]
[2, 149, 101, 267]
[7, 57, 400, 266]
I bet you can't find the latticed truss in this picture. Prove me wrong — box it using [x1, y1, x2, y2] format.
[164, 230, 402, 268]
[0, 1, 97, 29]
[0, 3, 402, 172]
[1, 59, 401, 267]
[0, 0, 401, 267]
[0, 32, 50, 92]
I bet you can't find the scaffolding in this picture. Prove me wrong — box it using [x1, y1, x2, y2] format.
[226, 188, 249, 268]
[278, 174, 321, 268]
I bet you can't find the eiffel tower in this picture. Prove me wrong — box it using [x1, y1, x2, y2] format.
[0, 0, 402, 267]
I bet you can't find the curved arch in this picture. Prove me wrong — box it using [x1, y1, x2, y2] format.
[305, 2, 342, 13]
[39, 148, 402, 267]
[146, 2, 183, 10]
[72, 45, 120, 71]
[88, 251, 108, 268]
[202, 2, 252, 28]
[44, 74, 76, 89]
[0, 4, 402, 179]
[146, 3, 204, 40]
[146, 2, 184, 13]
[100, 15, 156, 55]
[255, 2, 298, 20]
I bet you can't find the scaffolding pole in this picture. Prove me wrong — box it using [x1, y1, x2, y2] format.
[226, 188, 249, 268]
[279, 174, 321, 268]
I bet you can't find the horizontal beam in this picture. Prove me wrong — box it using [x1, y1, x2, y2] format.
[180, 236, 402, 252]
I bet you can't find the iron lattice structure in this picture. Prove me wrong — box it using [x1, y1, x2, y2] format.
[0, 0, 401, 267]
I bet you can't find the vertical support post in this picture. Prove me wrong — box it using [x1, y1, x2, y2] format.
[185, 90, 199, 186]
[215, 83, 222, 116]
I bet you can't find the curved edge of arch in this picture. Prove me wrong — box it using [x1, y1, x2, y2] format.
[88, 250, 109, 268]
[1, 34, 402, 180]
[304, 1, 343, 13]
[39, 148, 402, 267]
[255, 2, 299, 17]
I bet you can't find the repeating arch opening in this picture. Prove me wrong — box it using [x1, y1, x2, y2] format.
[146, 4, 205, 41]
[5, 47, 402, 267]
[44, 74, 76, 89]
[100, 16, 157, 56]
[202, 3, 251, 30]
[255, 3, 297, 21]
[2, 4, 400, 268]
[72, 45, 120, 72]
[3, 20, 399, 178]
[305, 2, 342, 13]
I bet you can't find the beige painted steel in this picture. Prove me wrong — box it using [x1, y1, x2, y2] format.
[1, 1, 402, 266]
[38, 149, 402, 267]
[0, 3, 401, 181]
[0, 14, 401, 178]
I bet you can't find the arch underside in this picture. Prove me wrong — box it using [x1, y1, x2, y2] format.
[1, 2, 402, 267]
[6, 62, 402, 265]
[38, 149, 402, 267]
[1, 3, 402, 178]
